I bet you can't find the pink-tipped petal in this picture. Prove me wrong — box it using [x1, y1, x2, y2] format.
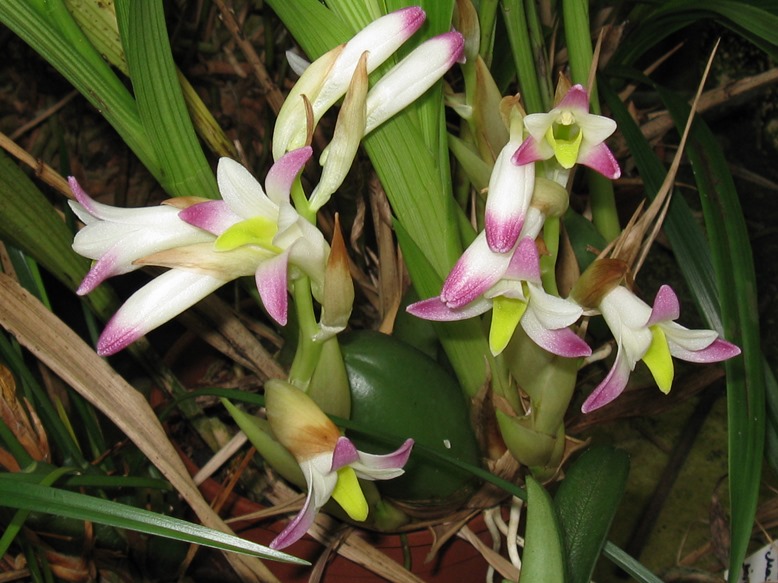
[406, 296, 491, 321]
[364, 32, 465, 134]
[581, 349, 631, 413]
[331, 437, 360, 471]
[269, 485, 318, 550]
[578, 141, 621, 180]
[77, 251, 124, 295]
[68, 177, 99, 215]
[313, 7, 426, 115]
[352, 438, 414, 480]
[521, 309, 591, 358]
[265, 146, 313, 205]
[511, 137, 548, 166]
[97, 271, 226, 355]
[670, 338, 741, 363]
[255, 250, 290, 326]
[557, 84, 590, 113]
[647, 284, 680, 326]
[484, 142, 534, 253]
[440, 233, 512, 308]
[217, 158, 277, 219]
[178, 200, 240, 235]
[504, 237, 541, 282]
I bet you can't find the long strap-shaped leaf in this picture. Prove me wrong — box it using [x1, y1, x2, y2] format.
[0, 474, 305, 563]
[0, 273, 284, 583]
[660, 90, 765, 583]
[602, 81, 765, 582]
[114, 0, 218, 198]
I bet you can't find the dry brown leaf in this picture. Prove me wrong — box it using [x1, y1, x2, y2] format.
[0, 365, 48, 464]
[0, 273, 279, 583]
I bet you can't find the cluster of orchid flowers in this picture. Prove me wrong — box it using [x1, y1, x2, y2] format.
[68, 7, 740, 550]
[408, 80, 740, 412]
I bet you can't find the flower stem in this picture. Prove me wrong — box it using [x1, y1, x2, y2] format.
[288, 276, 323, 390]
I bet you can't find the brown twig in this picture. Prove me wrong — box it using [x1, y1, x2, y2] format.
[213, 0, 286, 115]
[0, 131, 72, 199]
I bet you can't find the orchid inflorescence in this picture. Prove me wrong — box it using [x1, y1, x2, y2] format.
[69, 7, 740, 550]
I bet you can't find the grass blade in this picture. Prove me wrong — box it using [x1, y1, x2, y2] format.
[0, 475, 304, 563]
[0, 273, 284, 581]
[115, 0, 218, 198]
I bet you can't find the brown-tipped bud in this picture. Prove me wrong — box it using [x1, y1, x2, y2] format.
[309, 53, 368, 211]
[570, 258, 629, 309]
[499, 94, 527, 141]
[530, 177, 569, 218]
[553, 74, 573, 106]
[318, 214, 354, 338]
[265, 379, 341, 460]
[453, 0, 480, 65]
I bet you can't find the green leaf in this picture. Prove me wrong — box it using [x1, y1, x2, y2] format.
[0, 153, 117, 328]
[521, 475, 566, 582]
[659, 89, 765, 583]
[115, 0, 218, 198]
[0, 474, 306, 564]
[555, 446, 630, 583]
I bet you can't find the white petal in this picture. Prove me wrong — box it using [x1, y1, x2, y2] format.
[527, 283, 583, 329]
[523, 111, 556, 141]
[217, 158, 277, 219]
[363, 32, 464, 134]
[660, 321, 719, 352]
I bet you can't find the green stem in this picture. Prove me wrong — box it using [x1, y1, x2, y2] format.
[288, 276, 323, 389]
[540, 215, 560, 296]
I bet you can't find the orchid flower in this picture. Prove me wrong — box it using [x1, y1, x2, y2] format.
[272, 6, 426, 160]
[72, 149, 329, 356]
[512, 83, 620, 180]
[264, 380, 413, 550]
[307, 29, 465, 210]
[579, 283, 741, 413]
[407, 235, 591, 358]
[68, 178, 214, 295]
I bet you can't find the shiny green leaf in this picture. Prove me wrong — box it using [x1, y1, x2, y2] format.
[555, 446, 630, 583]
[522, 475, 566, 582]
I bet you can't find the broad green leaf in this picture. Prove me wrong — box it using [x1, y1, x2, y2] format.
[555, 446, 630, 583]
[115, 0, 218, 198]
[0, 474, 305, 563]
[521, 475, 566, 582]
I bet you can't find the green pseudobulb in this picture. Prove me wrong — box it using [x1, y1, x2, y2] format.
[340, 331, 481, 514]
